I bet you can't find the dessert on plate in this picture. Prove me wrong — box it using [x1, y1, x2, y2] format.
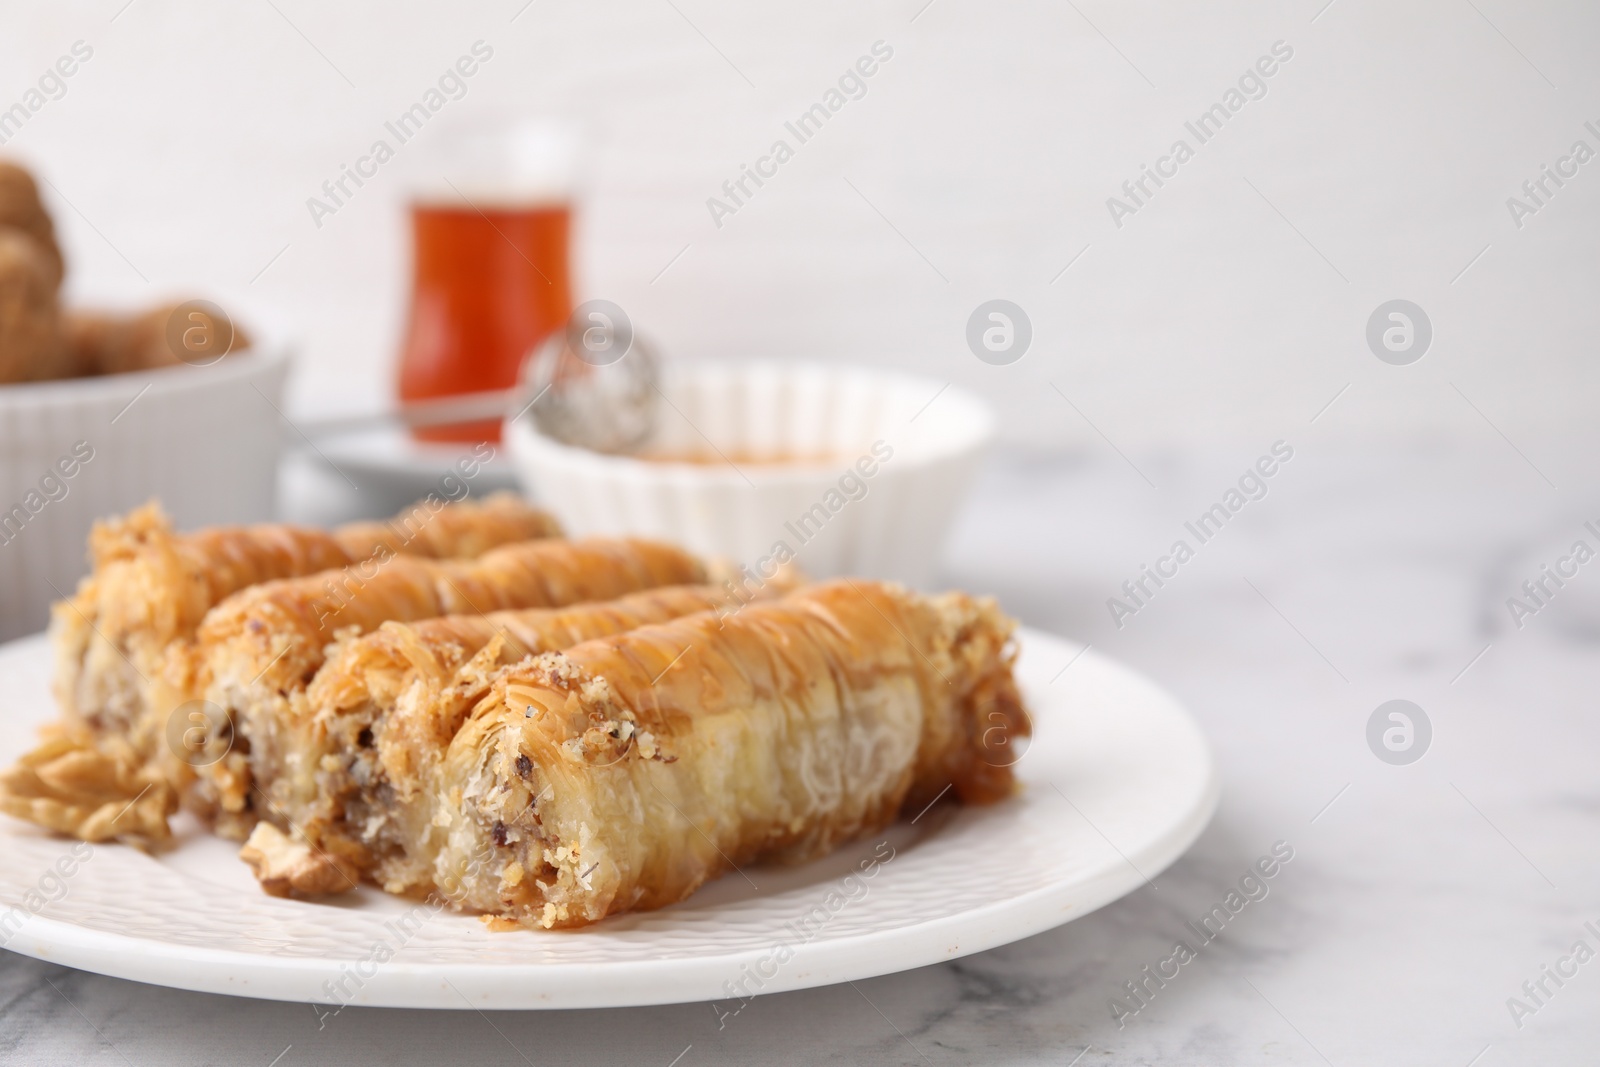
[268, 581, 798, 897]
[178, 535, 707, 838]
[433, 579, 1025, 928]
[0, 497, 1031, 929]
[53, 494, 562, 756]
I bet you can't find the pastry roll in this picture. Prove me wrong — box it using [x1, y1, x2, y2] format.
[254, 581, 792, 896]
[50, 493, 561, 751]
[431, 579, 1029, 928]
[329, 492, 562, 563]
[187, 537, 707, 837]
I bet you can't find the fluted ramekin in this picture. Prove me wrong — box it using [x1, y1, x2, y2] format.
[0, 347, 290, 640]
[505, 360, 994, 588]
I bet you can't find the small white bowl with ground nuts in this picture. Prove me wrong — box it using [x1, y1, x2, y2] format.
[505, 360, 994, 589]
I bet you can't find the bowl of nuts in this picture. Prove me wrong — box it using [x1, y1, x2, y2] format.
[0, 159, 289, 640]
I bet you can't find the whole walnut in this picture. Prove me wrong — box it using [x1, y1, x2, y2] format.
[0, 229, 69, 383]
[0, 161, 64, 290]
[60, 309, 134, 378]
[0, 160, 250, 382]
[63, 301, 251, 376]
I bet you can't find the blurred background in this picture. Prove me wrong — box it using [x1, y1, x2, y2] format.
[7, 0, 1596, 449]
[4, 1, 1600, 1064]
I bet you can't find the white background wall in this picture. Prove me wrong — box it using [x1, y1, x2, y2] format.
[3, 0, 1597, 461]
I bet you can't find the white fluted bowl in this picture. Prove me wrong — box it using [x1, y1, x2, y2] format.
[0, 347, 290, 640]
[506, 361, 994, 588]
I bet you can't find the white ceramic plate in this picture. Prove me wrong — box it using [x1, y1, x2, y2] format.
[315, 426, 522, 517]
[0, 627, 1216, 1010]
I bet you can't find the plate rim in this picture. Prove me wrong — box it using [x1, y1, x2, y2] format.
[0, 627, 1219, 1009]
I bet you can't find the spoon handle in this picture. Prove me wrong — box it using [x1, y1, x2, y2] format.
[297, 389, 519, 439]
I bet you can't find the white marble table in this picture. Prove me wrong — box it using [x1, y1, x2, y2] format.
[4, 440, 1597, 1065]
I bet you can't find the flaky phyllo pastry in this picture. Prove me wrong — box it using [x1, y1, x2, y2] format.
[239, 582, 794, 898]
[3, 498, 1032, 927]
[0, 722, 177, 844]
[272, 581, 799, 896]
[179, 537, 707, 839]
[430, 579, 1027, 929]
[5, 496, 561, 845]
[50, 493, 561, 756]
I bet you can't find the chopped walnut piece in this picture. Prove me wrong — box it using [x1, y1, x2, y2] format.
[239, 822, 361, 898]
[501, 859, 525, 889]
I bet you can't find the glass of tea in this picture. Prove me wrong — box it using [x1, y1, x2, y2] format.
[398, 120, 577, 444]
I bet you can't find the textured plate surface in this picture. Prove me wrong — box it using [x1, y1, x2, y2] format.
[0, 627, 1216, 1009]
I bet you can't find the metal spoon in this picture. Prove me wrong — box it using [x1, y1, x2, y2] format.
[297, 307, 659, 451]
[517, 303, 658, 455]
